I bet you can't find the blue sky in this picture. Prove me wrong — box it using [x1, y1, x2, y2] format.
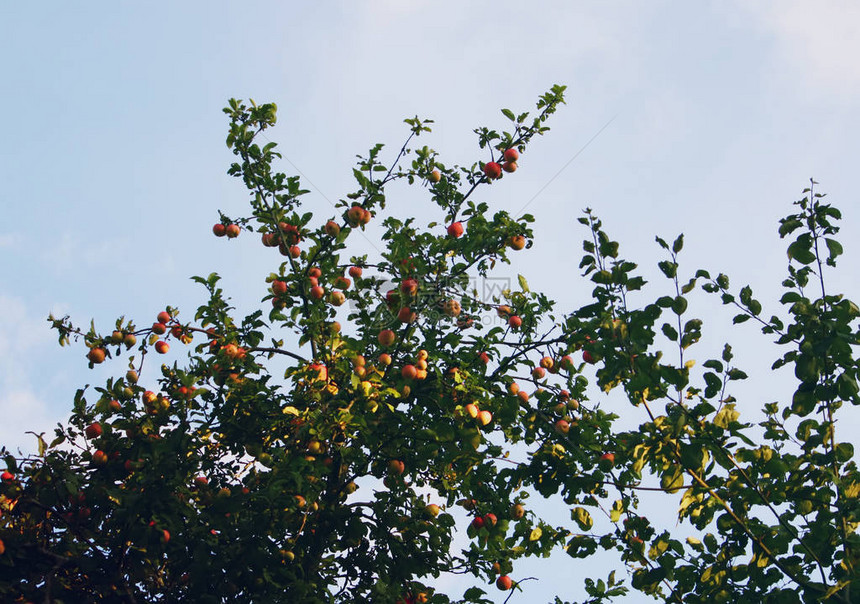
[2, 2, 860, 601]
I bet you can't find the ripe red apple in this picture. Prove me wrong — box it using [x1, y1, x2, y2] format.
[289, 245, 301, 258]
[400, 278, 418, 296]
[442, 299, 462, 318]
[92, 450, 108, 466]
[212, 223, 226, 237]
[261, 232, 279, 247]
[477, 410, 493, 426]
[502, 161, 517, 173]
[156, 311, 171, 324]
[348, 266, 362, 280]
[152, 322, 167, 335]
[155, 340, 169, 354]
[310, 285, 325, 300]
[397, 307, 416, 323]
[517, 390, 530, 403]
[378, 329, 396, 347]
[539, 356, 554, 370]
[324, 220, 341, 237]
[347, 205, 365, 226]
[483, 162, 502, 180]
[508, 315, 522, 329]
[583, 350, 596, 364]
[309, 267, 322, 278]
[428, 169, 441, 183]
[470, 516, 485, 530]
[161, 529, 170, 544]
[272, 280, 288, 295]
[85, 422, 103, 439]
[401, 364, 418, 380]
[554, 419, 570, 434]
[329, 291, 346, 306]
[478, 351, 489, 364]
[447, 221, 464, 238]
[388, 459, 405, 475]
[503, 148, 519, 162]
[123, 333, 137, 348]
[496, 575, 513, 591]
[194, 476, 209, 487]
[483, 513, 497, 527]
[532, 367, 546, 380]
[87, 347, 106, 364]
[1, 471, 15, 482]
[225, 224, 240, 238]
[560, 355, 574, 371]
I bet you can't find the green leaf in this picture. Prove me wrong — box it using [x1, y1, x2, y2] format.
[518, 274, 530, 292]
[672, 234, 684, 253]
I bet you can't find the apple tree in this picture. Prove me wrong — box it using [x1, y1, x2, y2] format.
[1, 84, 859, 604]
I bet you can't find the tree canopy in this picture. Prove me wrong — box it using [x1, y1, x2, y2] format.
[1, 86, 858, 603]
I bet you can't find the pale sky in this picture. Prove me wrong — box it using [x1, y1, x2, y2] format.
[2, 3, 859, 602]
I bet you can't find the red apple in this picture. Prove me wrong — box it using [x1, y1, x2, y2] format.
[401, 364, 418, 380]
[347, 205, 365, 226]
[510, 503, 525, 520]
[272, 280, 288, 295]
[212, 223, 226, 237]
[496, 575, 513, 591]
[324, 220, 341, 237]
[87, 347, 106, 364]
[156, 311, 171, 324]
[329, 291, 346, 306]
[465, 403, 479, 419]
[470, 516, 485, 530]
[152, 322, 167, 335]
[560, 355, 574, 371]
[447, 221, 464, 238]
[1, 471, 15, 482]
[425, 503, 441, 517]
[388, 459, 405, 475]
[583, 351, 596, 364]
[554, 419, 570, 434]
[599, 452, 615, 469]
[503, 148, 519, 162]
[348, 266, 362, 280]
[483, 513, 497, 527]
[532, 367, 546, 379]
[333, 276, 351, 290]
[85, 422, 103, 439]
[483, 162, 502, 180]
[477, 410, 493, 426]
[378, 353, 392, 366]
[400, 278, 418, 296]
[508, 315, 522, 329]
[397, 307, 416, 323]
[92, 450, 108, 466]
[124, 334, 137, 348]
[225, 224, 240, 238]
[289, 245, 301, 258]
[540, 356, 554, 370]
[378, 329, 396, 347]
[502, 161, 517, 173]
[310, 285, 325, 300]
[478, 351, 489, 364]
[155, 341, 170, 354]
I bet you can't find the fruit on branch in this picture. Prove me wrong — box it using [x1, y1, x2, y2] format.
[348, 266, 363, 280]
[92, 450, 108, 466]
[554, 419, 570, 434]
[400, 279, 418, 296]
[465, 403, 479, 419]
[483, 513, 497, 528]
[508, 315, 522, 329]
[477, 410, 493, 426]
[496, 575, 513, 591]
[470, 516, 484, 530]
[483, 162, 502, 180]
[212, 224, 226, 237]
[502, 161, 517, 173]
[155, 341, 170, 354]
[425, 503, 441, 517]
[123, 334, 137, 348]
[402, 365, 418, 380]
[87, 348, 106, 364]
[1, 471, 15, 482]
[582, 351, 596, 364]
[310, 286, 325, 300]
[324, 220, 341, 237]
[157, 311, 171, 324]
[447, 222, 464, 238]
[388, 459, 405, 475]
[510, 503, 525, 520]
[378, 330, 396, 347]
[85, 422, 103, 439]
[506, 235, 526, 250]
[225, 224, 240, 238]
[272, 280, 288, 295]
[599, 452, 615, 470]
[397, 307, 417, 324]
[503, 148, 519, 162]
[152, 322, 167, 335]
[532, 367, 546, 380]
[428, 169, 441, 183]
[333, 276, 351, 290]
[443, 299, 462, 317]
[329, 291, 346, 306]
[539, 356, 554, 370]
